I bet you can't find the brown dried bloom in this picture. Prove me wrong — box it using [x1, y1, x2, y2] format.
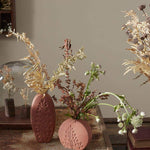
[53, 62, 107, 120]
[138, 5, 146, 11]
[7, 29, 86, 94]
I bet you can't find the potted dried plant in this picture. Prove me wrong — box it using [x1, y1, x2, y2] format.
[53, 43, 144, 150]
[122, 4, 150, 85]
[6, 29, 86, 143]
[0, 65, 16, 117]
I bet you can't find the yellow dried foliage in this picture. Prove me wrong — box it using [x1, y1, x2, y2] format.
[123, 59, 150, 79]
[7, 29, 86, 94]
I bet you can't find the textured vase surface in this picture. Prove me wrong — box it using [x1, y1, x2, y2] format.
[58, 118, 92, 150]
[31, 93, 56, 143]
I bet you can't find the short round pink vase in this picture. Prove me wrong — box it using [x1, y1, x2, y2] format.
[31, 93, 56, 143]
[58, 118, 92, 150]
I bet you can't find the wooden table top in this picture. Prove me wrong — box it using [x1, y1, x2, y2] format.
[0, 106, 113, 150]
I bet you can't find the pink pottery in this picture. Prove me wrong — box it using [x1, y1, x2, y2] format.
[31, 93, 56, 143]
[58, 118, 92, 150]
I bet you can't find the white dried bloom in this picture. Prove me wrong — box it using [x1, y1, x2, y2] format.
[96, 64, 100, 68]
[132, 128, 138, 134]
[118, 130, 123, 135]
[95, 116, 100, 123]
[140, 112, 145, 117]
[123, 129, 127, 134]
[122, 113, 127, 121]
[84, 71, 89, 76]
[118, 122, 123, 128]
[0, 76, 3, 81]
[131, 115, 143, 128]
[117, 117, 121, 122]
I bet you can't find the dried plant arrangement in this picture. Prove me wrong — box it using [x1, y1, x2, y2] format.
[122, 4, 150, 85]
[6, 29, 86, 94]
[0, 65, 17, 99]
[53, 40, 144, 135]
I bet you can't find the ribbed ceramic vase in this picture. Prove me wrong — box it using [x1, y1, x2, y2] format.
[58, 118, 92, 150]
[31, 93, 56, 143]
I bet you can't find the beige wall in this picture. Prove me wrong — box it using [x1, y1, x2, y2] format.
[0, 0, 150, 117]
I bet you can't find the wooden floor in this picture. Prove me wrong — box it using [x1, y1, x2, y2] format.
[104, 119, 150, 150]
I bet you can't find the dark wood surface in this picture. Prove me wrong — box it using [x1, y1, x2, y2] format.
[0, 106, 113, 150]
[105, 119, 150, 150]
[0, 106, 31, 129]
[0, 10, 11, 13]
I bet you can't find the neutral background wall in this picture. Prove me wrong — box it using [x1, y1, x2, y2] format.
[0, 0, 150, 117]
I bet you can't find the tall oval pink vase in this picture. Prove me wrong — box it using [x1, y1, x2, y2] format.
[58, 118, 92, 150]
[31, 93, 56, 143]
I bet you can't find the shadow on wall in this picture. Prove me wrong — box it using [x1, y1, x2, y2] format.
[16, 0, 33, 38]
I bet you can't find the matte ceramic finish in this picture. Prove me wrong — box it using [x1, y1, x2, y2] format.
[31, 93, 56, 143]
[58, 118, 92, 150]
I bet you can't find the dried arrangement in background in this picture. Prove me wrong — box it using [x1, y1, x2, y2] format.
[0, 65, 16, 117]
[0, 65, 16, 98]
[122, 4, 150, 85]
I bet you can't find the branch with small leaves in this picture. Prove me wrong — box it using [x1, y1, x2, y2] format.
[54, 61, 144, 135]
